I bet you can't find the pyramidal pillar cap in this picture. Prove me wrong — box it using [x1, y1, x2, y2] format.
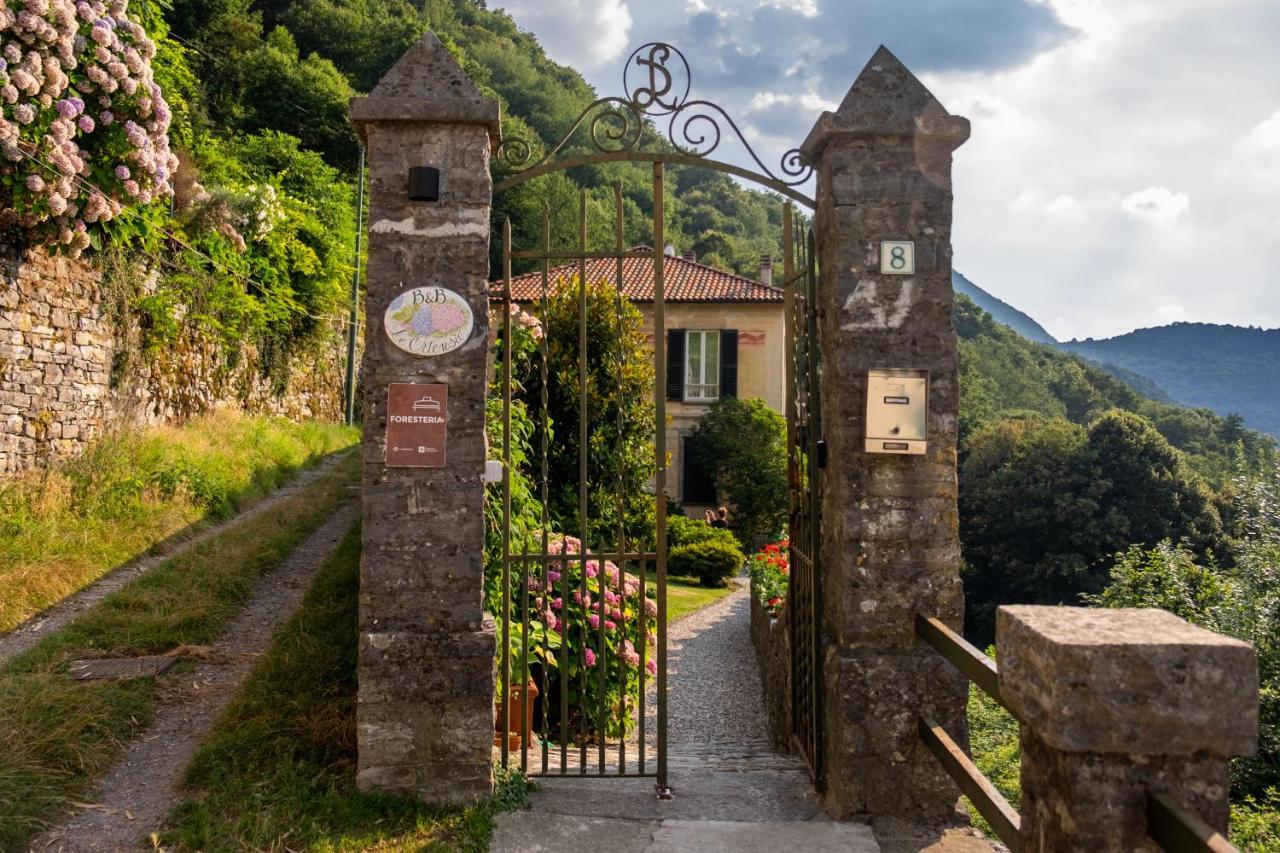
[349, 31, 501, 146]
[800, 45, 969, 162]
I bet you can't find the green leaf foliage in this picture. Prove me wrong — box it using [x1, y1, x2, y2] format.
[960, 411, 1226, 645]
[688, 397, 789, 546]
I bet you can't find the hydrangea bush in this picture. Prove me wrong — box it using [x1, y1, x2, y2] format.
[532, 534, 658, 740]
[0, 0, 176, 252]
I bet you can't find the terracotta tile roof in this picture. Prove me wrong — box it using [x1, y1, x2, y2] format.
[495, 252, 783, 303]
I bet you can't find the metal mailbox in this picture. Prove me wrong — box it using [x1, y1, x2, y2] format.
[866, 368, 928, 455]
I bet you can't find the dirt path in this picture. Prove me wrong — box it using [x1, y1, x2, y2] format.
[0, 450, 355, 667]
[29, 499, 362, 852]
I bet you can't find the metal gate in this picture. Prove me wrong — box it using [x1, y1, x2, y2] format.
[784, 210, 823, 787]
[493, 172, 672, 793]
[489, 41, 818, 797]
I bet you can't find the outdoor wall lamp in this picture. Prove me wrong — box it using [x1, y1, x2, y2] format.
[407, 166, 440, 202]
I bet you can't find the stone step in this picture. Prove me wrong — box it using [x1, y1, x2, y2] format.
[490, 813, 880, 853]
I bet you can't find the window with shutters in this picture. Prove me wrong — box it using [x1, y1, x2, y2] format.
[685, 330, 720, 402]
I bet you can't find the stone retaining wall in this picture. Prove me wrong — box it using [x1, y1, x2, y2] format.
[0, 240, 346, 475]
[749, 580, 792, 753]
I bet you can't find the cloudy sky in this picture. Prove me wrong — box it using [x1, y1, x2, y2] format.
[495, 0, 1280, 341]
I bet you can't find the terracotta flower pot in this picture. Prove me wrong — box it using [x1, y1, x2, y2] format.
[494, 679, 540, 750]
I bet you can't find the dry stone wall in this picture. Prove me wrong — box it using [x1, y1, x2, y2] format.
[0, 237, 346, 475]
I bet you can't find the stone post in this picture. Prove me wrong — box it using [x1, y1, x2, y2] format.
[998, 606, 1258, 850]
[349, 32, 501, 804]
[799, 46, 971, 821]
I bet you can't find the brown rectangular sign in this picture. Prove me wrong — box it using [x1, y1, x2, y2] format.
[385, 383, 448, 468]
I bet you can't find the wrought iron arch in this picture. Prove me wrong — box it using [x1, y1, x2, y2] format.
[492, 42, 816, 209]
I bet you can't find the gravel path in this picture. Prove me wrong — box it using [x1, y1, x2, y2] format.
[0, 450, 355, 667]
[29, 499, 362, 853]
[652, 582, 767, 745]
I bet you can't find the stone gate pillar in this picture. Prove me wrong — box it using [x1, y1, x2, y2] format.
[800, 46, 971, 821]
[349, 33, 500, 804]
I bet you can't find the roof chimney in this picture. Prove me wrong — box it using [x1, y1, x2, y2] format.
[682, 249, 696, 262]
[760, 254, 773, 286]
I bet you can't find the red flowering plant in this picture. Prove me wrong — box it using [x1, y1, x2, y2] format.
[748, 538, 789, 616]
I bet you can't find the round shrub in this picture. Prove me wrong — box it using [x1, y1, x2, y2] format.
[0, 0, 177, 251]
[670, 539, 744, 588]
[667, 513, 738, 551]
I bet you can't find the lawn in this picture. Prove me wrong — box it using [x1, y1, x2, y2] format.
[650, 571, 738, 623]
[163, 524, 531, 852]
[0, 411, 359, 634]
[0, 452, 360, 852]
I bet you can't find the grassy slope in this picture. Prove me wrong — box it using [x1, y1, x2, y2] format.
[164, 525, 531, 852]
[0, 452, 360, 851]
[0, 412, 359, 633]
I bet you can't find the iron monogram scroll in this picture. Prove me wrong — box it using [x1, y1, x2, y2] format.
[495, 42, 813, 189]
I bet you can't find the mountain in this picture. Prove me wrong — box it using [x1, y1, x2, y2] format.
[952, 271, 1057, 344]
[953, 296, 1273, 482]
[1064, 324, 1280, 438]
[951, 272, 1277, 437]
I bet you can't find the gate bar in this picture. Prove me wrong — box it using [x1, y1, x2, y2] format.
[653, 160, 671, 798]
[577, 188, 589, 775]
[613, 180, 629, 775]
[501, 217, 512, 769]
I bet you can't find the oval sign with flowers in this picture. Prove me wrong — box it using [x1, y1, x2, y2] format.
[384, 286, 474, 357]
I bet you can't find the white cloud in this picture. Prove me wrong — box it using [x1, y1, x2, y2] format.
[745, 91, 835, 112]
[501, 0, 1280, 339]
[499, 0, 633, 70]
[1235, 108, 1280, 156]
[1029, 0, 1119, 39]
[756, 0, 817, 17]
[1120, 187, 1191, 223]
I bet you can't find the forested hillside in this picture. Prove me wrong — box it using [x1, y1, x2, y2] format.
[956, 295, 1271, 482]
[1065, 323, 1280, 437]
[1, 0, 783, 397]
[952, 271, 1056, 344]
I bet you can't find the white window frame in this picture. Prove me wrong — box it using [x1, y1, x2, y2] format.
[684, 330, 720, 403]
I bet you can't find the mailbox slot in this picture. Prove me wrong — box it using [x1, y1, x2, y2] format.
[866, 369, 928, 455]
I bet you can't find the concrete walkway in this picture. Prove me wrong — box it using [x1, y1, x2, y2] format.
[491, 586, 997, 853]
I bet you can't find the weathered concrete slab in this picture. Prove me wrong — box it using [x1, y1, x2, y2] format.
[66, 655, 175, 681]
[524, 741, 826, 823]
[491, 813, 659, 853]
[649, 819, 878, 853]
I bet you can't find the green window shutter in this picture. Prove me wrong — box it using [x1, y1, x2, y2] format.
[667, 329, 685, 401]
[719, 329, 738, 398]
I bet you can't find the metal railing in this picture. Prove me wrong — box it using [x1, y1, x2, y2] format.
[1147, 792, 1239, 853]
[913, 615, 1022, 850]
[913, 613, 1240, 853]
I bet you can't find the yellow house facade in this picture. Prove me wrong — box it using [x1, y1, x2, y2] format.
[503, 249, 785, 511]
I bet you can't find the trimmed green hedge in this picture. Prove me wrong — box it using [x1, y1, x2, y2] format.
[669, 540, 745, 589]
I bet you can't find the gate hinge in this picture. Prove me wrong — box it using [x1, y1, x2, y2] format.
[817, 439, 828, 469]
